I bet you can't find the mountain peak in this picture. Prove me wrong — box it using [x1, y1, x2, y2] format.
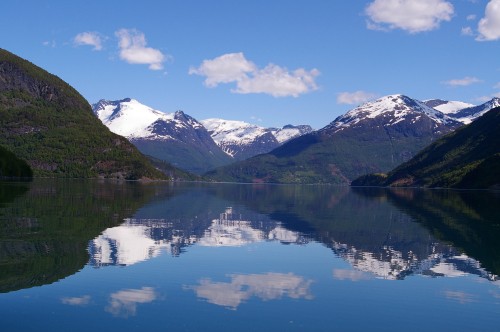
[327, 94, 457, 133]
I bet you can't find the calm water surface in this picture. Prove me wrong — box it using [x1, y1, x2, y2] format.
[0, 180, 499, 331]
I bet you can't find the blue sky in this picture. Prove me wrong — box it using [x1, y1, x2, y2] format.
[2, 0, 499, 129]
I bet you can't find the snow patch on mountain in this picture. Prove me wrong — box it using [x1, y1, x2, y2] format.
[424, 99, 475, 114]
[271, 125, 313, 143]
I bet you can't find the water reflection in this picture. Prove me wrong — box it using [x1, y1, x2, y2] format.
[186, 272, 313, 310]
[105, 287, 158, 317]
[88, 205, 308, 267]
[1, 181, 500, 331]
[0, 179, 172, 293]
[61, 295, 91, 306]
[1, 181, 499, 293]
[443, 290, 477, 304]
[83, 184, 500, 285]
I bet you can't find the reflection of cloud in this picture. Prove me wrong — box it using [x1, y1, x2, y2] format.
[61, 295, 91, 306]
[333, 269, 372, 281]
[105, 287, 157, 317]
[444, 290, 476, 304]
[186, 272, 313, 310]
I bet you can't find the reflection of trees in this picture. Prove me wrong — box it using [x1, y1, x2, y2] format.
[372, 188, 500, 276]
[0, 180, 169, 293]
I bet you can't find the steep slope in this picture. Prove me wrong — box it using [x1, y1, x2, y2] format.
[353, 107, 500, 189]
[201, 119, 312, 161]
[0, 49, 165, 179]
[206, 95, 462, 184]
[93, 99, 232, 174]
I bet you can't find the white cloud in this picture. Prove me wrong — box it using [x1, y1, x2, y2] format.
[494, 82, 500, 89]
[477, 0, 500, 41]
[337, 91, 378, 105]
[189, 52, 256, 87]
[467, 14, 477, 21]
[365, 0, 454, 33]
[74, 32, 103, 51]
[115, 29, 168, 70]
[189, 52, 319, 98]
[443, 76, 482, 86]
[461, 26, 474, 36]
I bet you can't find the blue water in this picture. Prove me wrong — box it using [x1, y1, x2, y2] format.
[0, 180, 499, 331]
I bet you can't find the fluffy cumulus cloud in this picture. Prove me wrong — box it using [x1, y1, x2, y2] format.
[115, 29, 167, 70]
[74, 32, 103, 51]
[337, 91, 378, 105]
[189, 53, 256, 87]
[443, 76, 482, 86]
[189, 52, 319, 97]
[477, 0, 500, 41]
[365, 0, 454, 33]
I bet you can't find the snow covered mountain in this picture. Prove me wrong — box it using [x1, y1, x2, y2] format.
[92, 98, 232, 174]
[208, 94, 464, 184]
[201, 118, 312, 160]
[327, 94, 460, 134]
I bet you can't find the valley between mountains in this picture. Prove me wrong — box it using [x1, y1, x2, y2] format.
[1, 48, 499, 188]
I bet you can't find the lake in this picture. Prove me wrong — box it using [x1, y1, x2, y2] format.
[0, 180, 499, 331]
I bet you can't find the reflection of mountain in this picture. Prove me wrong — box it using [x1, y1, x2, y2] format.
[210, 184, 500, 281]
[0, 180, 167, 293]
[89, 204, 309, 266]
[199, 207, 306, 247]
[4, 181, 497, 293]
[86, 183, 499, 285]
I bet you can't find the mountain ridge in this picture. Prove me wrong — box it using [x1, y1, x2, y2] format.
[206, 94, 463, 184]
[201, 118, 313, 160]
